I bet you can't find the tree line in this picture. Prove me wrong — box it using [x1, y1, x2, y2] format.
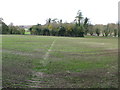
[29, 10, 119, 37]
[29, 10, 88, 37]
[0, 10, 119, 37]
[0, 18, 25, 35]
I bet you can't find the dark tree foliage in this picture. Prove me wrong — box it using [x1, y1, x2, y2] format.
[0, 21, 9, 34]
[104, 25, 110, 37]
[51, 29, 58, 36]
[77, 26, 84, 37]
[43, 28, 50, 36]
[0, 20, 25, 35]
[75, 10, 83, 26]
[29, 22, 118, 37]
[19, 10, 118, 37]
[96, 28, 100, 36]
[84, 17, 89, 35]
[118, 23, 120, 37]
[58, 26, 66, 36]
[8, 26, 25, 35]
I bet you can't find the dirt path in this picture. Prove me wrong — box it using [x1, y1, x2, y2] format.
[41, 39, 56, 66]
[27, 39, 57, 88]
[43, 39, 56, 60]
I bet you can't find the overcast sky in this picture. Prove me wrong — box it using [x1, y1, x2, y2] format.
[0, 0, 119, 25]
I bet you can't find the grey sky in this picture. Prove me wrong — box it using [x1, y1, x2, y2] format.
[0, 0, 119, 25]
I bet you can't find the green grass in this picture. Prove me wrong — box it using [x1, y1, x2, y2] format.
[2, 35, 118, 88]
[25, 31, 30, 34]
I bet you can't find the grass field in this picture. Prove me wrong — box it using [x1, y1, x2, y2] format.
[25, 31, 30, 35]
[2, 35, 118, 88]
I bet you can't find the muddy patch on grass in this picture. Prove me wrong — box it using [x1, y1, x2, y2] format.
[2, 49, 45, 59]
[27, 71, 71, 88]
[55, 66, 118, 88]
[27, 66, 118, 88]
[2, 49, 33, 56]
[2, 60, 33, 88]
[52, 49, 118, 58]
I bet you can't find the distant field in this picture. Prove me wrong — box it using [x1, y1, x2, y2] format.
[2, 35, 118, 88]
[25, 31, 30, 34]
